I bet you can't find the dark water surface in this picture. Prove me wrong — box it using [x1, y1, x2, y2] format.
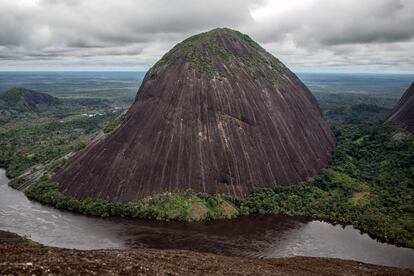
[0, 170, 413, 268]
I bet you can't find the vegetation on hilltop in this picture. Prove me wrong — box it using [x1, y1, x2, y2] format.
[152, 28, 289, 80]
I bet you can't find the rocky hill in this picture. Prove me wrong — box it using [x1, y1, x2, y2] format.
[386, 82, 414, 134]
[55, 28, 335, 202]
[0, 87, 61, 112]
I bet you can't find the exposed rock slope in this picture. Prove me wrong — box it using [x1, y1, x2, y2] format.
[386, 82, 414, 134]
[55, 28, 335, 202]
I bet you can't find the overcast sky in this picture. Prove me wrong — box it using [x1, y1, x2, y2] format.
[1, 0, 413, 72]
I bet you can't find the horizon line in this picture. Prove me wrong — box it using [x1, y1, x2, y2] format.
[0, 70, 414, 75]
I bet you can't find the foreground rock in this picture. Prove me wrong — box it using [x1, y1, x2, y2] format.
[386, 82, 414, 134]
[0, 231, 412, 276]
[55, 28, 335, 202]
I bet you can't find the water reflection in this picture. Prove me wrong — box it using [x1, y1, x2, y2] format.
[114, 215, 308, 256]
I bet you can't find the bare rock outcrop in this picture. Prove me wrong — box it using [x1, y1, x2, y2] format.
[55, 28, 335, 202]
[386, 82, 414, 134]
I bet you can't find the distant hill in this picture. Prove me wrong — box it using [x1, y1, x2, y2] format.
[0, 87, 61, 112]
[386, 82, 414, 134]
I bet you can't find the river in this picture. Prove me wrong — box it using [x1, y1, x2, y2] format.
[0, 169, 413, 268]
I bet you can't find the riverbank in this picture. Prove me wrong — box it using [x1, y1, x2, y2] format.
[3, 171, 414, 268]
[5, 124, 414, 249]
[1, 230, 412, 275]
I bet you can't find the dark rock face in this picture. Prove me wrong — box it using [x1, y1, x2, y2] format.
[0, 87, 60, 111]
[386, 82, 414, 134]
[55, 28, 336, 202]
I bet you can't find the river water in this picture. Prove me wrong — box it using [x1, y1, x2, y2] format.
[0, 169, 413, 268]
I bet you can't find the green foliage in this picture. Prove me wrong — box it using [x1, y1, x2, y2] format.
[0, 86, 126, 178]
[8, 176, 26, 189]
[0, 113, 116, 178]
[25, 179, 239, 222]
[152, 28, 272, 79]
[0, 87, 25, 107]
[323, 104, 391, 124]
[47, 158, 67, 173]
[149, 72, 157, 80]
[242, 124, 414, 248]
[103, 114, 125, 134]
[232, 30, 262, 50]
[0, 87, 65, 118]
[314, 92, 397, 109]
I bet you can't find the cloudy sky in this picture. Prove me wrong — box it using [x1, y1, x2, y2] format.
[1, 0, 413, 72]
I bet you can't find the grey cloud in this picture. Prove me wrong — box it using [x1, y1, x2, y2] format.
[67, 40, 106, 49]
[0, 13, 28, 46]
[0, 0, 255, 60]
[0, 0, 413, 72]
[251, 0, 414, 46]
